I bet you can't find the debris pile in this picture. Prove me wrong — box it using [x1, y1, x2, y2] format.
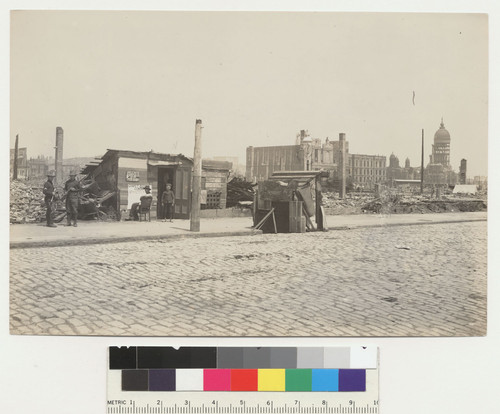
[10, 180, 46, 223]
[10, 178, 118, 224]
[226, 177, 255, 208]
[361, 196, 487, 214]
[323, 190, 487, 215]
[322, 192, 373, 215]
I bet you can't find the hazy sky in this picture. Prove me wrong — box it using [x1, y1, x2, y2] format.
[10, 11, 488, 176]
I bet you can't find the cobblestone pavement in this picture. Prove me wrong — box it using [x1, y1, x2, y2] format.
[10, 221, 487, 336]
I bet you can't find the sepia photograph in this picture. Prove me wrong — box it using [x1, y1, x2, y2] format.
[9, 10, 488, 337]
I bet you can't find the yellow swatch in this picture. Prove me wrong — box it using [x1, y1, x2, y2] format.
[258, 369, 286, 391]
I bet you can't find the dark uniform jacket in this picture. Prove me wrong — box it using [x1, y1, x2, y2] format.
[43, 180, 55, 202]
[65, 179, 81, 199]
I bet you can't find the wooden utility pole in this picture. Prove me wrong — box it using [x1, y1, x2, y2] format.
[13, 134, 19, 180]
[190, 119, 202, 232]
[420, 129, 424, 194]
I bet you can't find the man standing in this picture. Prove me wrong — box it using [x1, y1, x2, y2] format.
[64, 170, 81, 227]
[43, 170, 57, 228]
[161, 183, 175, 222]
[129, 185, 153, 221]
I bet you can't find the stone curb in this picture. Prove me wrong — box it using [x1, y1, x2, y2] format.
[10, 229, 263, 249]
[10, 217, 486, 249]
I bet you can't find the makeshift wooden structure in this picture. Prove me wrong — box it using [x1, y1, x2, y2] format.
[253, 170, 328, 233]
[81, 150, 231, 220]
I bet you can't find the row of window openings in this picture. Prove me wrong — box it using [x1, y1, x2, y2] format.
[353, 161, 384, 168]
[257, 153, 386, 168]
[354, 176, 384, 183]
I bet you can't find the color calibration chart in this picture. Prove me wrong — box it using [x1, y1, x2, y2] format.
[107, 346, 379, 413]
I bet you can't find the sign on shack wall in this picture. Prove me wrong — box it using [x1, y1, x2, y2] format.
[126, 170, 140, 182]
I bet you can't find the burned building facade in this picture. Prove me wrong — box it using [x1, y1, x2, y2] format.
[10, 147, 28, 180]
[246, 130, 349, 182]
[425, 119, 457, 185]
[349, 153, 387, 188]
[246, 130, 386, 189]
[386, 153, 419, 182]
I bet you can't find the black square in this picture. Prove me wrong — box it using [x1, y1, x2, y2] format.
[138, 347, 191, 369]
[109, 347, 137, 370]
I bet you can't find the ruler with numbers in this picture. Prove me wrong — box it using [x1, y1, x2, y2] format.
[107, 346, 379, 414]
[107, 396, 379, 414]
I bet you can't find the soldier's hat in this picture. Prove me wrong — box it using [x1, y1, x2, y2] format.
[166, 183, 172, 188]
[69, 170, 77, 176]
[144, 185, 151, 190]
[47, 170, 56, 177]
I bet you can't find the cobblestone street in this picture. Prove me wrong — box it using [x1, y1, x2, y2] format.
[10, 221, 487, 336]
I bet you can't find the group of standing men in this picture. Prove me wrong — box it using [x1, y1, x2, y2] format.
[42, 170, 81, 228]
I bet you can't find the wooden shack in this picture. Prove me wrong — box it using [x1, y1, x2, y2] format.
[81, 149, 230, 220]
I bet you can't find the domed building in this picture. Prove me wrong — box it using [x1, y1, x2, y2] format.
[431, 118, 451, 166]
[425, 118, 457, 185]
[389, 153, 400, 169]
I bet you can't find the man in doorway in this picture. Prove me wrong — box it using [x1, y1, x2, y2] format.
[161, 183, 175, 222]
[64, 170, 81, 227]
[43, 170, 57, 227]
[129, 185, 153, 221]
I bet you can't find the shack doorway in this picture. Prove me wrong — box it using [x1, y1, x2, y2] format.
[174, 166, 192, 219]
[157, 167, 176, 219]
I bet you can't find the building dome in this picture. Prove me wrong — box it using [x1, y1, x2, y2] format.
[389, 153, 399, 168]
[434, 119, 451, 144]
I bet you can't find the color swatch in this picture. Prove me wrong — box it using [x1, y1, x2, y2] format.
[110, 347, 376, 393]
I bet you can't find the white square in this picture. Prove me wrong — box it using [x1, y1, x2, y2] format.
[350, 347, 378, 369]
[175, 369, 204, 391]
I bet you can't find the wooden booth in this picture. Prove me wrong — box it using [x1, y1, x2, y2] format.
[254, 170, 328, 233]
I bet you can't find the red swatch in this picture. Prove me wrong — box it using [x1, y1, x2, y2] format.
[230, 369, 258, 391]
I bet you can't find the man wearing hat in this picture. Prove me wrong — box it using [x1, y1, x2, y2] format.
[42, 170, 57, 227]
[128, 185, 153, 221]
[64, 170, 81, 227]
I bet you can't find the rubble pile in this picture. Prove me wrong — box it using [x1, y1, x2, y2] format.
[10, 180, 46, 223]
[10, 178, 118, 224]
[361, 196, 487, 214]
[323, 190, 487, 215]
[322, 192, 373, 215]
[226, 177, 255, 208]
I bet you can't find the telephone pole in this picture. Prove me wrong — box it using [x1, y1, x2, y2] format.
[190, 119, 202, 232]
[420, 129, 424, 194]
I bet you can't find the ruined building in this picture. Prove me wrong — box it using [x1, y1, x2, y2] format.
[425, 119, 457, 185]
[246, 130, 386, 189]
[386, 153, 419, 182]
[10, 147, 28, 180]
[459, 159, 467, 185]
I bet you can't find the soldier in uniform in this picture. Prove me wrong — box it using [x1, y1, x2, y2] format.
[43, 170, 57, 228]
[64, 170, 81, 227]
